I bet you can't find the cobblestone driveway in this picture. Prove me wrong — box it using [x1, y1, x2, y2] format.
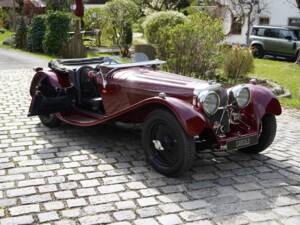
[1, 69, 300, 225]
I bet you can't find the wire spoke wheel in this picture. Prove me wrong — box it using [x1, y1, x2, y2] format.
[142, 109, 195, 177]
[150, 122, 180, 167]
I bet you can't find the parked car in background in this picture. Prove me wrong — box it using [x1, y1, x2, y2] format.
[250, 25, 300, 61]
[28, 57, 282, 177]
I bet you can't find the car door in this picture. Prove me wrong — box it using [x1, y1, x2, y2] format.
[263, 28, 281, 53]
[277, 29, 296, 56]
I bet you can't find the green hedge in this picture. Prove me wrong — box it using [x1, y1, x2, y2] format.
[27, 15, 46, 52]
[15, 18, 27, 49]
[43, 11, 71, 56]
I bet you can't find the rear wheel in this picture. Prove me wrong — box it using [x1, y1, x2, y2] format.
[142, 109, 195, 177]
[239, 114, 277, 154]
[293, 50, 300, 63]
[39, 114, 60, 128]
[251, 45, 264, 58]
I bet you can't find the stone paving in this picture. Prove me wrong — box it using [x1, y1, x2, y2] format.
[0, 69, 300, 225]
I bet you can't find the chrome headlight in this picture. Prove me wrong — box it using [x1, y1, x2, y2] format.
[232, 85, 251, 108]
[198, 91, 220, 115]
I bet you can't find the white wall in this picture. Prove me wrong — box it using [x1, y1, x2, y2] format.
[224, 0, 300, 45]
[261, 0, 299, 25]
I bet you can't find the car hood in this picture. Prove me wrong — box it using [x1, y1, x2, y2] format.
[113, 68, 219, 100]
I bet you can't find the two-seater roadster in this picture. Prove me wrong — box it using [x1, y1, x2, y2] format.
[28, 57, 282, 177]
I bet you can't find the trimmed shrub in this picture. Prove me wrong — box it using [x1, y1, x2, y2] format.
[155, 12, 224, 78]
[15, 18, 27, 49]
[223, 46, 254, 83]
[27, 15, 46, 52]
[143, 11, 186, 44]
[43, 11, 71, 56]
[120, 21, 133, 57]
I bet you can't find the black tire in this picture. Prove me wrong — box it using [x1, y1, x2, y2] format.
[39, 114, 60, 128]
[293, 50, 300, 63]
[251, 45, 264, 58]
[142, 109, 195, 177]
[239, 114, 277, 154]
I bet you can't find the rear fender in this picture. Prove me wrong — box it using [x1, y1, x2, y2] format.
[30, 71, 62, 97]
[28, 71, 73, 116]
[133, 97, 208, 137]
[249, 84, 282, 120]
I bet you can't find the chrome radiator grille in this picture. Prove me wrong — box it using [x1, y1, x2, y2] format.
[209, 87, 230, 134]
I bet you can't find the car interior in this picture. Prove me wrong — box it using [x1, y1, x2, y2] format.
[47, 57, 118, 115]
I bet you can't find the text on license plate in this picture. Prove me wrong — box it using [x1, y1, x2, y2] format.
[227, 135, 258, 150]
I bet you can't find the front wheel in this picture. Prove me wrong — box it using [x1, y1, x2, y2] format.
[239, 114, 277, 154]
[39, 114, 60, 128]
[142, 109, 195, 177]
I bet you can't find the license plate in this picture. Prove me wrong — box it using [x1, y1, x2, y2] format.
[227, 135, 258, 150]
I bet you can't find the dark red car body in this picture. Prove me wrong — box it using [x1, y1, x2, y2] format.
[28, 57, 281, 175]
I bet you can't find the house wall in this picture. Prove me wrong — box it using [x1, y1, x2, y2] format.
[224, 0, 300, 45]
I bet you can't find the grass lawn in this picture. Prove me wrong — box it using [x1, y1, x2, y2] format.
[251, 58, 300, 109]
[0, 30, 13, 47]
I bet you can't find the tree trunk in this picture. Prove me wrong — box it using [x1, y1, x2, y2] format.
[12, 0, 17, 31]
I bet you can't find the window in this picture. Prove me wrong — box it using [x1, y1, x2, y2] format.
[252, 28, 266, 36]
[257, 28, 266, 36]
[231, 17, 243, 34]
[264, 29, 280, 38]
[279, 30, 292, 39]
[288, 18, 300, 27]
[259, 17, 270, 25]
[292, 29, 300, 40]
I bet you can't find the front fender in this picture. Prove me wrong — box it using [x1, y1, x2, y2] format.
[248, 84, 282, 120]
[135, 97, 208, 137]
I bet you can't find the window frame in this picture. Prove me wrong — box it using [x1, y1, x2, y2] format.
[231, 17, 243, 35]
[259, 17, 270, 25]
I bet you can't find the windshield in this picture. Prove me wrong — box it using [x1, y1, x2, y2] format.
[292, 29, 300, 40]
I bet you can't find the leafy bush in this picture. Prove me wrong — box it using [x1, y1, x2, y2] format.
[143, 11, 186, 44]
[27, 15, 46, 52]
[223, 46, 254, 83]
[84, 8, 106, 31]
[104, 0, 139, 57]
[43, 11, 71, 56]
[83, 8, 107, 46]
[46, 0, 73, 11]
[0, 7, 7, 28]
[155, 12, 224, 78]
[15, 18, 27, 49]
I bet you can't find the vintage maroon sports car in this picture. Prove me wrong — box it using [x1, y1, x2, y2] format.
[28, 57, 282, 177]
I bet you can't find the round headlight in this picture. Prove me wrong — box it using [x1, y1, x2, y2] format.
[198, 91, 220, 115]
[232, 86, 251, 108]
